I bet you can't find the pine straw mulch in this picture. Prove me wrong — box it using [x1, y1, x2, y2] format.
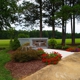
[5, 51, 46, 80]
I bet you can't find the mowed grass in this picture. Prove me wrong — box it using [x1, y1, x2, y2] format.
[0, 38, 80, 48]
[0, 38, 75, 46]
[56, 38, 80, 44]
[0, 39, 10, 48]
[0, 50, 16, 80]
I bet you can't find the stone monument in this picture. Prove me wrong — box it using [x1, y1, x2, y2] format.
[18, 38, 48, 49]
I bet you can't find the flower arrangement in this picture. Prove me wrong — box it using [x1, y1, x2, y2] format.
[66, 48, 80, 52]
[37, 48, 43, 51]
[41, 51, 62, 65]
[37, 48, 45, 55]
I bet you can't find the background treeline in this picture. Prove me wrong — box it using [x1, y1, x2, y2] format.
[0, 30, 80, 39]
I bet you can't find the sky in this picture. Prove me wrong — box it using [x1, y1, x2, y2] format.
[42, 19, 80, 33]
[14, 19, 80, 33]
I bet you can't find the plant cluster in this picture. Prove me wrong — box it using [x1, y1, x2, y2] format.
[10, 37, 20, 50]
[41, 51, 62, 65]
[22, 42, 30, 46]
[37, 48, 45, 56]
[11, 48, 40, 62]
[66, 48, 80, 52]
[55, 45, 62, 49]
[48, 38, 57, 48]
[77, 45, 80, 48]
[62, 45, 70, 50]
[54, 45, 70, 50]
[0, 47, 5, 50]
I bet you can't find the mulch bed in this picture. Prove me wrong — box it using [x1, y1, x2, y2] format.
[5, 51, 46, 79]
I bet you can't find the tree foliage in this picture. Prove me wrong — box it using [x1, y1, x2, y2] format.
[0, 0, 18, 30]
[18, 1, 39, 30]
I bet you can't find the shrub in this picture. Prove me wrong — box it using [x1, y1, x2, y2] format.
[10, 37, 20, 50]
[9, 38, 13, 50]
[62, 45, 70, 50]
[37, 48, 45, 56]
[66, 48, 80, 52]
[22, 42, 30, 46]
[48, 38, 57, 49]
[11, 49, 40, 62]
[77, 45, 80, 48]
[41, 51, 62, 65]
[55, 45, 62, 49]
[0, 47, 5, 50]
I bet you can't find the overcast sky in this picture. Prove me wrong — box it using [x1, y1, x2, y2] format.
[14, 19, 80, 33]
[42, 19, 80, 33]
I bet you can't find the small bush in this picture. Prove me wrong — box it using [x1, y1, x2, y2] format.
[9, 39, 13, 50]
[0, 47, 6, 50]
[55, 45, 62, 49]
[37, 48, 45, 56]
[66, 48, 80, 52]
[22, 42, 30, 46]
[77, 45, 80, 48]
[62, 45, 70, 50]
[11, 49, 40, 62]
[48, 38, 57, 49]
[10, 37, 20, 50]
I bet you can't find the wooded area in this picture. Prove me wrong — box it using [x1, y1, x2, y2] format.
[0, 30, 80, 39]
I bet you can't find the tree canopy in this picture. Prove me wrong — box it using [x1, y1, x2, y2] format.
[0, 0, 18, 30]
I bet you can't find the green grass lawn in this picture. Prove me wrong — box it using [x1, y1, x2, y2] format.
[0, 38, 80, 48]
[56, 38, 80, 44]
[0, 50, 16, 80]
[0, 39, 10, 48]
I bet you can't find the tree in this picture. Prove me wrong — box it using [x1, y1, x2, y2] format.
[55, 0, 80, 45]
[35, 0, 43, 37]
[20, 0, 43, 37]
[53, 0, 68, 45]
[43, 0, 62, 38]
[62, 0, 65, 45]
[17, 1, 40, 31]
[0, 0, 18, 30]
[68, 0, 80, 45]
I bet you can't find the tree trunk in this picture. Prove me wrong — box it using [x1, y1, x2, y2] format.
[40, 0, 42, 37]
[62, 19, 66, 45]
[71, 16, 73, 33]
[72, 15, 75, 45]
[61, 0, 66, 46]
[52, 20, 55, 38]
[70, 0, 73, 34]
[71, 0, 75, 45]
[52, 4, 55, 38]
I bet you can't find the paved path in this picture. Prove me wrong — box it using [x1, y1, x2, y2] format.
[22, 50, 80, 80]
